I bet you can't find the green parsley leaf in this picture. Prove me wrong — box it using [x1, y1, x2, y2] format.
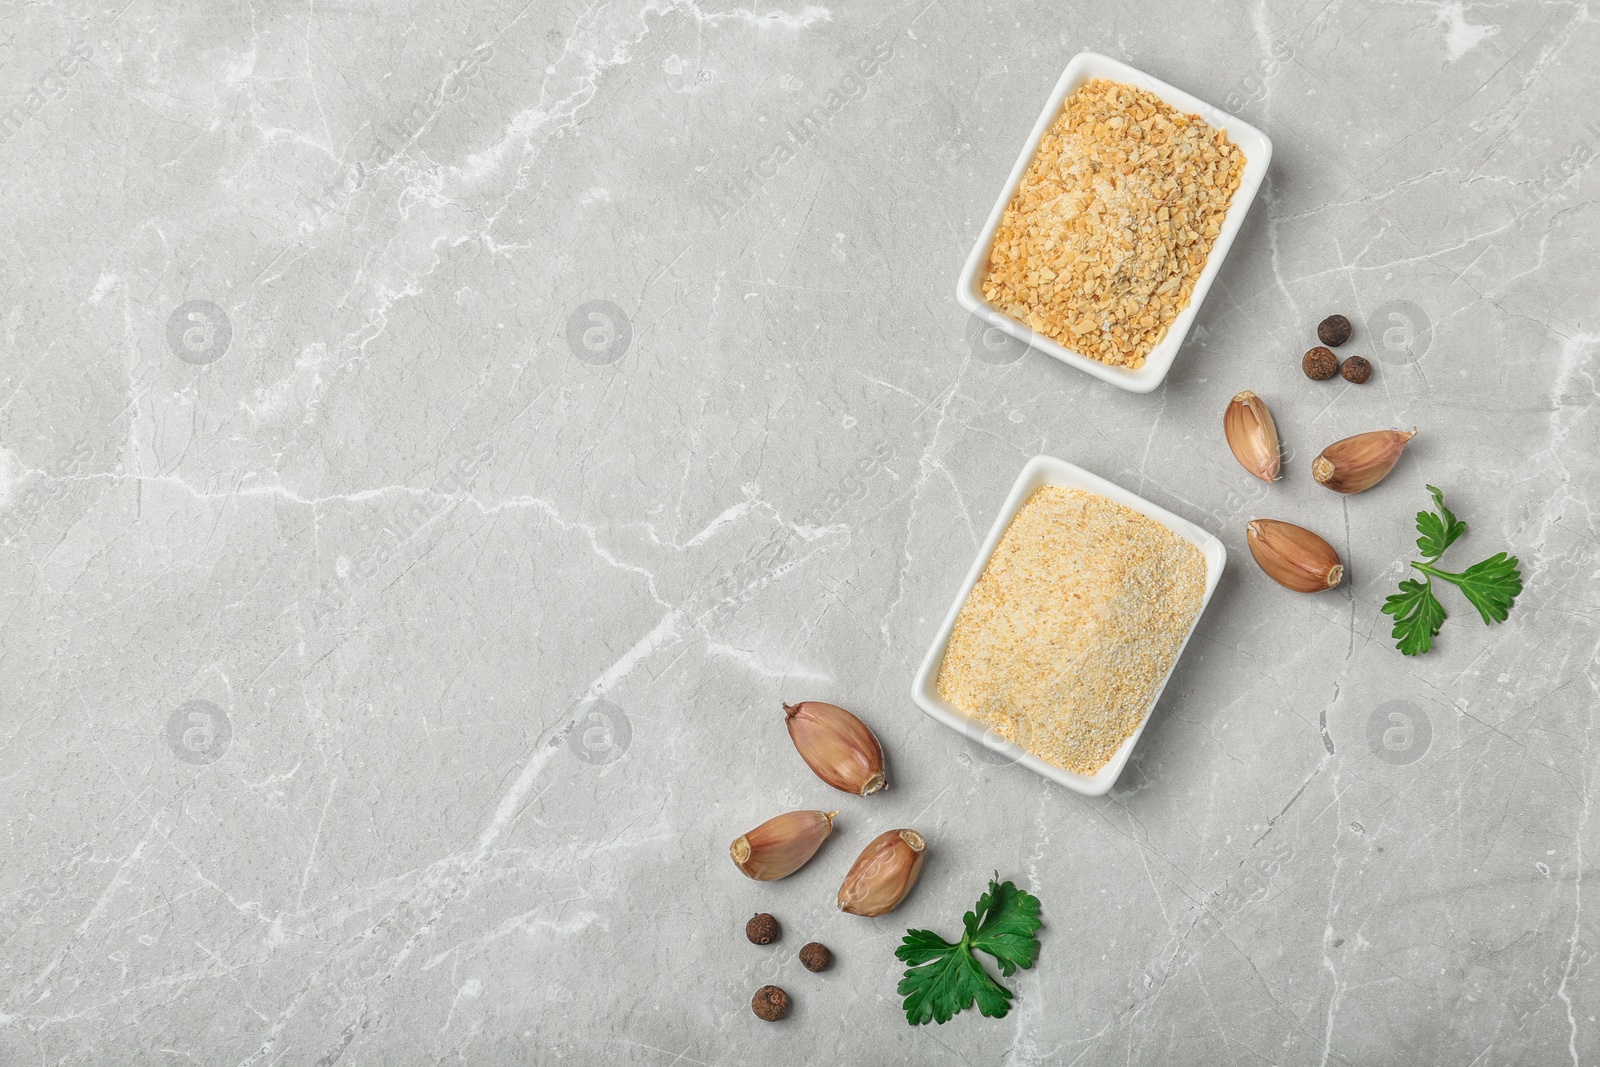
[896, 931, 1013, 1024]
[1387, 486, 1522, 655]
[896, 928, 962, 968]
[896, 876, 1043, 1026]
[1416, 552, 1523, 625]
[1414, 483, 1467, 560]
[1382, 577, 1446, 657]
[965, 877, 1043, 977]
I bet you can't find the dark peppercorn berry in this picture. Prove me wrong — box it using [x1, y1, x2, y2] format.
[1340, 355, 1373, 384]
[1302, 347, 1339, 381]
[799, 942, 833, 972]
[751, 984, 790, 1021]
[1318, 314, 1353, 347]
[746, 913, 780, 945]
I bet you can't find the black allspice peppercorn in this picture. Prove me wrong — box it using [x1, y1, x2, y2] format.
[1340, 355, 1373, 384]
[799, 942, 833, 972]
[1318, 314, 1353, 347]
[751, 984, 790, 1021]
[1302, 347, 1339, 381]
[746, 913, 780, 945]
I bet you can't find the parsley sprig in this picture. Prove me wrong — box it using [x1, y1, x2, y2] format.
[1382, 485, 1522, 656]
[895, 875, 1042, 1025]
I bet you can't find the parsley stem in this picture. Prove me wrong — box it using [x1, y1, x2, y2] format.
[1411, 561, 1464, 584]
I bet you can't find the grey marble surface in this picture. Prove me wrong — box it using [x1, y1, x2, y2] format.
[1, 0, 1597, 1063]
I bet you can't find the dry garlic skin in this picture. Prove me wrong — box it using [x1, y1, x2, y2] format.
[936, 487, 1207, 776]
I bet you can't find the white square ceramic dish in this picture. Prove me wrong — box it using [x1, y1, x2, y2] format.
[956, 52, 1273, 393]
[910, 455, 1226, 796]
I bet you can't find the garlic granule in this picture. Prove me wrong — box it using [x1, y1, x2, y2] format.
[982, 79, 1245, 369]
[937, 486, 1208, 776]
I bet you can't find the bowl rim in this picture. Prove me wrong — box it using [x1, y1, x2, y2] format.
[909, 454, 1227, 796]
[956, 51, 1274, 393]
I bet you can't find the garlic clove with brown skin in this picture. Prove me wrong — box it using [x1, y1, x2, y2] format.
[1224, 390, 1281, 482]
[1246, 519, 1344, 593]
[1312, 429, 1416, 494]
[730, 810, 838, 881]
[837, 828, 926, 917]
[784, 701, 887, 796]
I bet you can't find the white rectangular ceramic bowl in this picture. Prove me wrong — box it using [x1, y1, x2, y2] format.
[910, 456, 1226, 796]
[956, 52, 1273, 393]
